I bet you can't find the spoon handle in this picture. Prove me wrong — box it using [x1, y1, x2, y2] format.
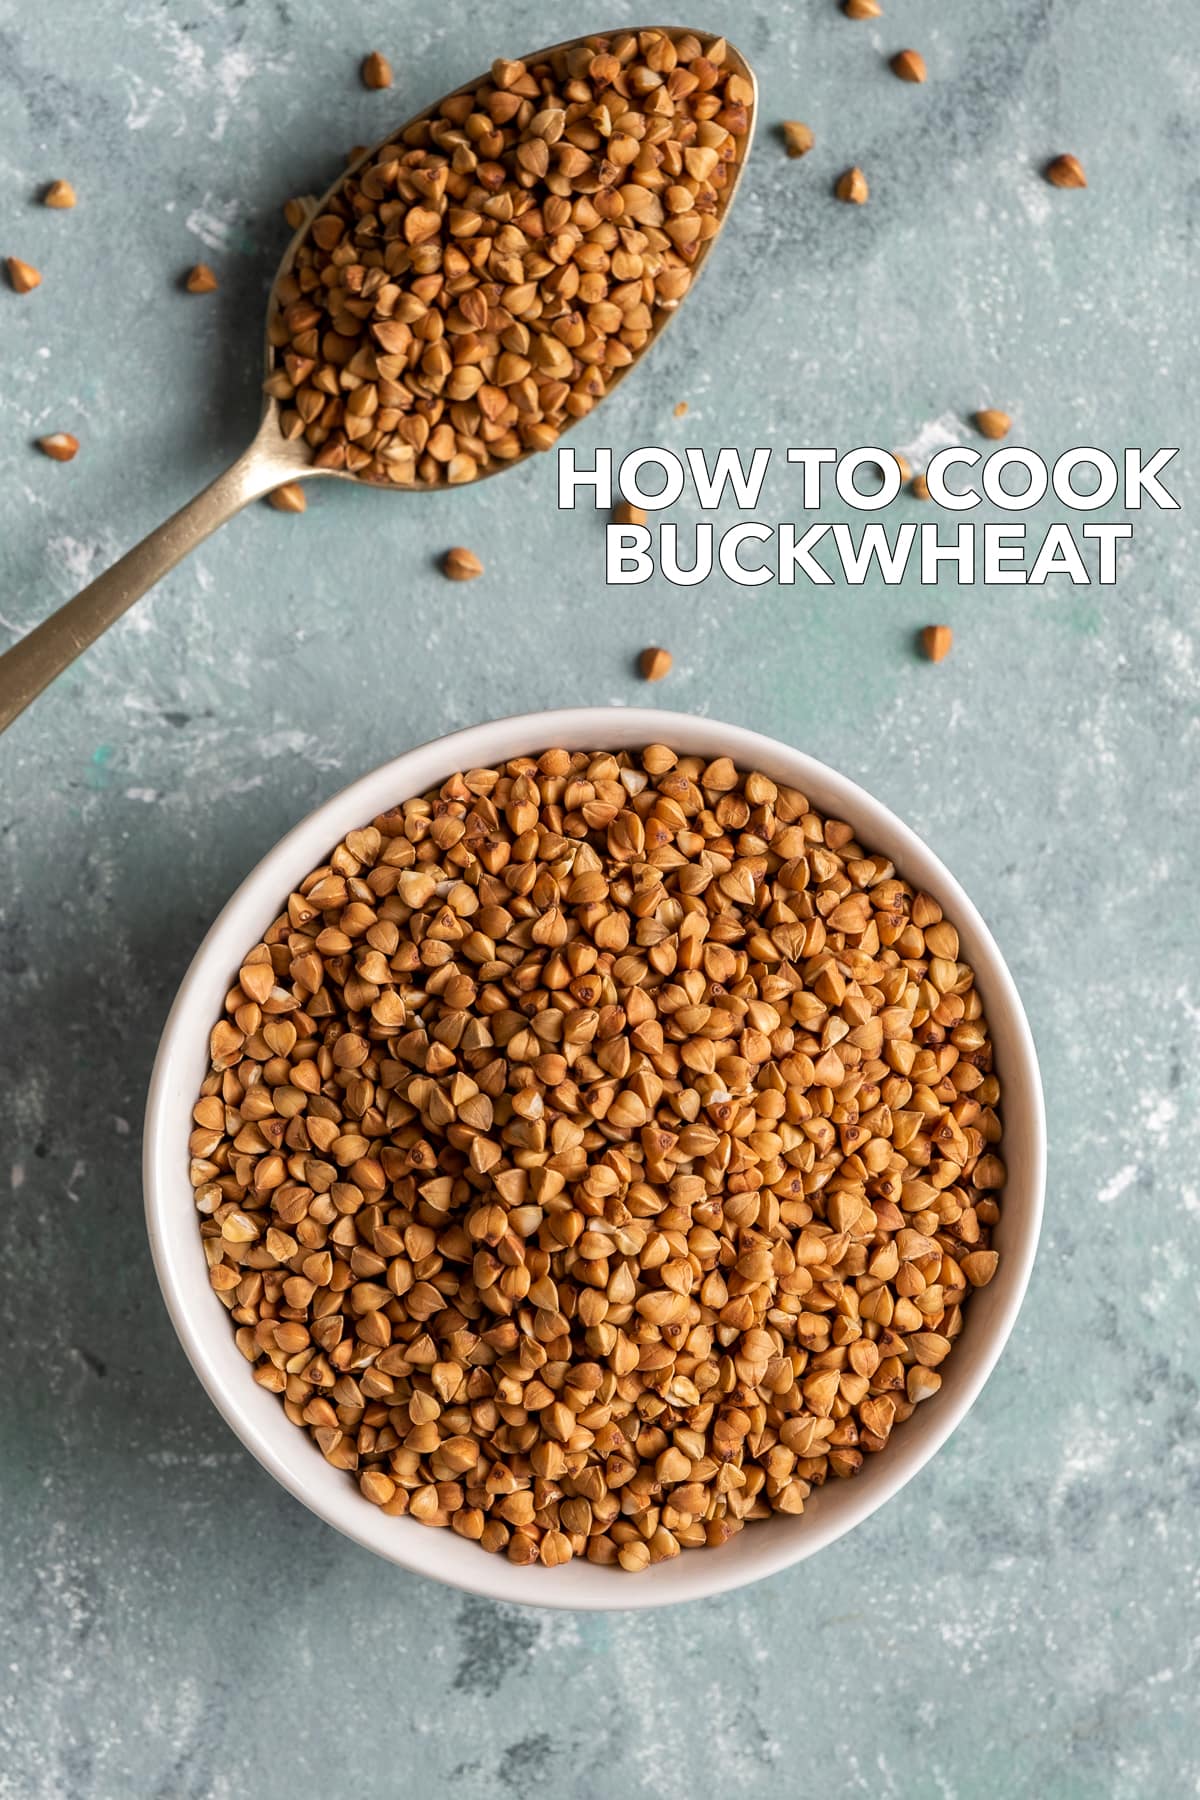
[0, 418, 311, 734]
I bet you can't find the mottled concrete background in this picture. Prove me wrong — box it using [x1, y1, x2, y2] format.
[1, 0, 1197, 1795]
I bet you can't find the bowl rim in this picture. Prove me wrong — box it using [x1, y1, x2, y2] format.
[143, 706, 1045, 1611]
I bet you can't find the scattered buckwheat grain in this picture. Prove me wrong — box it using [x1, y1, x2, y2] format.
[6, 256, 41, 293]
[267, 482, 308, 512]
[36, 432, 80, 461]
[638, 646, 673, 681]
[1045, 153, 1086, 189]
[362, 52, 394, 91]
[781, 121, 815, 158]
[442, 546, 484, 580]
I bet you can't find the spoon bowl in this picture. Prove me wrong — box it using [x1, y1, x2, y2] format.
[265, 27, 758, 493]
[0, 26, 756, 730]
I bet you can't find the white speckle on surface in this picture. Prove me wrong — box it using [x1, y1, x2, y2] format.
[121, 73, 168, 132]
[254, 728, 342, 772]
[46, 533, 121, 592]
[1097, 1164, 1137, 1204]
[1144, 1096, 1177, 1133]
[213, 45, 259, 102]
[1051, 1411, 1121, 1516]
[1020, 183, 1054, 228]
[184, 194, 241, 250]
[896, 412, 964, 463]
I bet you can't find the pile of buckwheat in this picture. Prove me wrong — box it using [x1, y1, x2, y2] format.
[191, 747, 1004, 1572]
[263, 30, 752, 485]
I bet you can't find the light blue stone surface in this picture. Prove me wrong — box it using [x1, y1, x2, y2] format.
[1, 1, 1197, 1794]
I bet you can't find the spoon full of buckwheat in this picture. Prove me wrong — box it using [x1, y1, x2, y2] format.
[0, 28, 755, 732]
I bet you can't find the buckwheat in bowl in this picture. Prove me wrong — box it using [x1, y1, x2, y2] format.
[144, 709, 1044, 1609]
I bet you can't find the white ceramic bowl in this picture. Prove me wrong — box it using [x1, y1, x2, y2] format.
[144, 709, 1045, 1610]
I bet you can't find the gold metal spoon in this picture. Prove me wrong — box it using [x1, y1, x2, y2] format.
[0, 28, 756, 733]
